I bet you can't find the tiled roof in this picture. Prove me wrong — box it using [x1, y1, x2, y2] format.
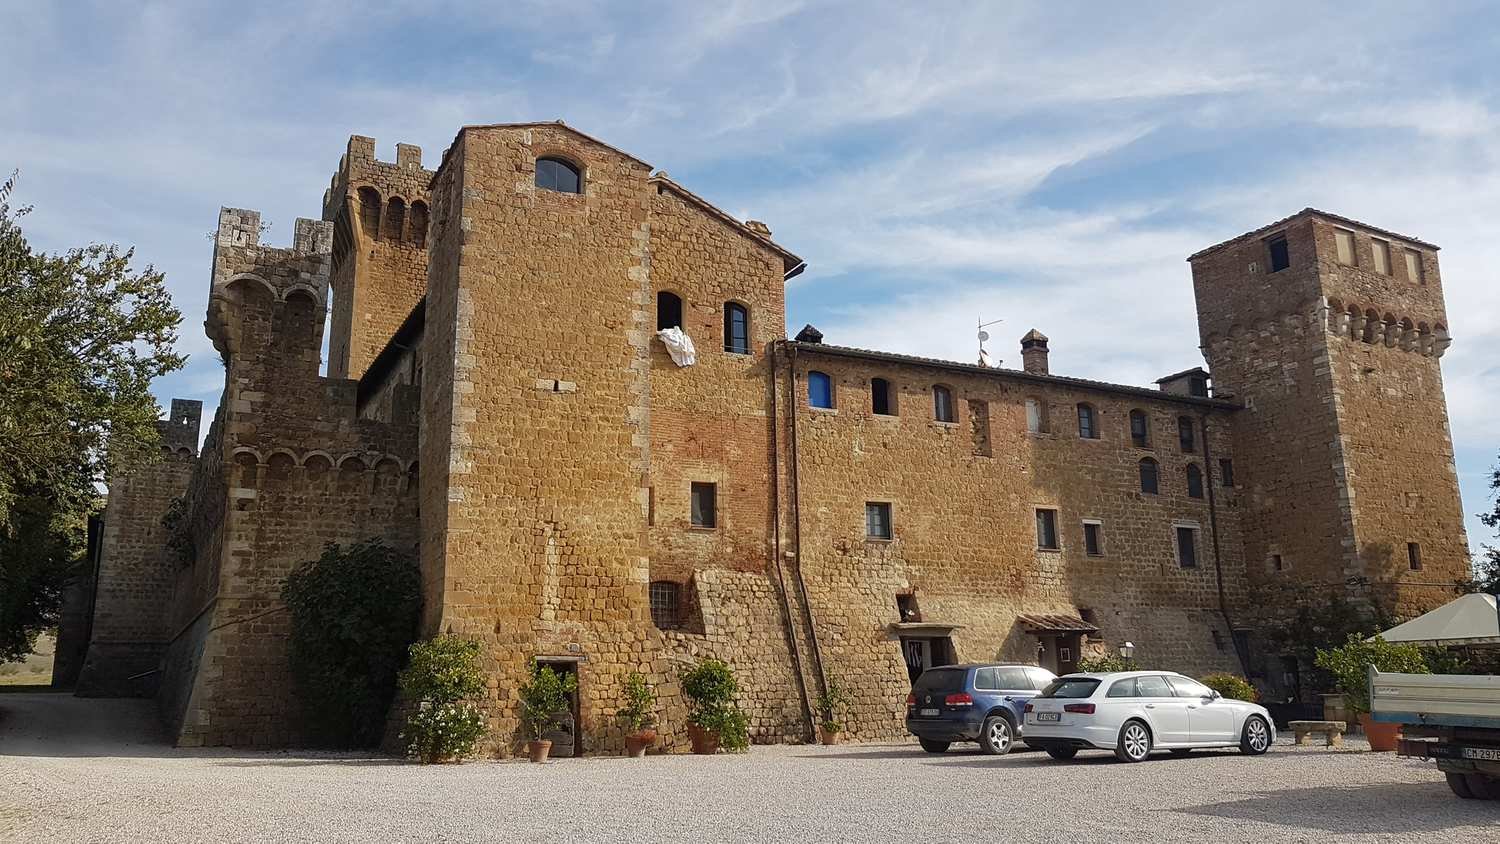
[786, 342, 1238, 410]
[1016, 614, 1099, 634]
[1187, 208, 1439, 261]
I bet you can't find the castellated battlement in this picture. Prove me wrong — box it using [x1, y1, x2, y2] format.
[322, 135, 433, 223]
[205, 207, 332, 366]
[157, 398, 204, 456]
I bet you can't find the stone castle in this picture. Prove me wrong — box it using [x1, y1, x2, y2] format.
[65, 121, 1469, 752]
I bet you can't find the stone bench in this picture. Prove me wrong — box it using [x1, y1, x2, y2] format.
[1288, 720, 1346, 747]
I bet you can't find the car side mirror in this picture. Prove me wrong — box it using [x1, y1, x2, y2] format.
[1207, 690, 1221, 700]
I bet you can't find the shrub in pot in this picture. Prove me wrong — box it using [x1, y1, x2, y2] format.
[398, 635, 488, 763]
[518, 661, 578, 763]
[1200, 673, 1258, 703]
[1314, 633, 1428, 751]
[681, 658, 749, 754]
[617, 672, 657, 758]
[814, 678, 851, 745]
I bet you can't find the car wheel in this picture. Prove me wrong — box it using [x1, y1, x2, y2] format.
[1239, 715, 1271, 756]
[1446, 773, 1477, 799]
[1044, 746, 1077, 760]
[918, 738, 950, 754]
[1115, 720, 1152, 763]
[979, 716, 1014, 756]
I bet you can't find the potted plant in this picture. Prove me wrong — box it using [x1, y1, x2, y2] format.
[518, 660, 578, 763]
[681, 658, 749, 754]
[617, 672, 657, 758]
[397, 635, 489, 764]
[1315, 634, 1429, 751]
[814, 678, 851, 745]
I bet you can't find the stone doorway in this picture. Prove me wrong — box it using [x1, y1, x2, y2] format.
[898, 635, 957, 684]
[536, 659, 580, 757]
[1016, 613, 1098, 676]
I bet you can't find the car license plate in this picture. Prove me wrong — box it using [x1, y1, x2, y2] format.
[919, 708, 940, 717]
[1037, 712, 1060, 722]
[1463, 747, 1500, 761]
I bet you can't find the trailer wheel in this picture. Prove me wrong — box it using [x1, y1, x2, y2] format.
[1446, 773, 1476, 799]
[1463, 773, 1500, 800]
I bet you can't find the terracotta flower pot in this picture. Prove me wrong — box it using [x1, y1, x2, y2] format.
[625, 729, 657, 758]
[818, 725, 842, 746]
[527, 739, 553, 763]
[689, 724, 720, 755]
[1358, 713, 1400, 752]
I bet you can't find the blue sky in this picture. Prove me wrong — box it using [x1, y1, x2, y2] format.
[3, 1, 1496, 559]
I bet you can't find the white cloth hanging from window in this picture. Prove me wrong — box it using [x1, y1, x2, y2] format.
[657, 327, 697, 367]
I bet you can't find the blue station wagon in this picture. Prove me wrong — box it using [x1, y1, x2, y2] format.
[905, 663, 1057, 754]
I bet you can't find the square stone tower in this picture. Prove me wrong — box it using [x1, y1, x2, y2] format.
[1189, 209, 1467, 618]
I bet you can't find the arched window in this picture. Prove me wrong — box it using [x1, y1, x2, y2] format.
[723, 302, 750, 354]
[1026, 398, 1048, 434]
[871, 377, 895, 416]
[382, 197, 405, 241]
[357, 186, 381, 239]
[1177, 416, 1196, 453]
[933, 385, 956, 423]
[657, 291, 683, 331]
[1139, 458, 1159, 495]
[1186, 463, 1204, 499]
[536, 157, 582, 194]
[649, 581, 680, 629]
[808, 371, 834, 409]
[1077, 403, 1098, 439]
[408, 200, 429, 247]
[1129, 409, 1149, 447]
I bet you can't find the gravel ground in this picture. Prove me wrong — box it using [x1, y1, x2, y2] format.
[2, 692, 1495, 843]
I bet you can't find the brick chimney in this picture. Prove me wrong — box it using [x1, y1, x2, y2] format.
[1020, 329, 1049, 375]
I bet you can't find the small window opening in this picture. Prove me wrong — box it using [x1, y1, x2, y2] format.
[536, 157, 582, 194]
[656, 291, 683, 331]
[933, 385, 956, 423]
[1176, 526, 1199, 568]
[866, 502, 893, 540]
[1334, 228, 1357, 266]
[871, 377, 895, 416]
[1372, 238, 1391, 275]
[649, 581, 680, 629]
[1129, 409, 1149, 448]
[1404, 249, 1424, 285]
[1219, 458, 1235, 487]
[723, 302, 750, 354]
[1271, 554, 1285, 573]
[1407, 542, 1422, 571]
[808, 371, 834, 409]
[690, 482, 717, 528]
[1026, 398, 1048, 434]
[1083, 522, 1103, 557]
[896, 593, 921, 622]
[1036, 509, 1059, 550]
[1186, 463, 1204, 499]
[1211, 629, 1226, 652]
[1077, 403, 1098, 439]
[1139, 458, 1159, 495]
[1178, 416, 1196, 453]
[1267, 235, 1290, 273]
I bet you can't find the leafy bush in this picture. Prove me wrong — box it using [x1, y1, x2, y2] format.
[815, 678, 851, 732]
[518, 661, 578, 741]
[681, 657, 749, 752]
[617, 672, 657, 733]
[281, 540, 420, 747]
[1077, 654, 1138, 674]
[398, 635, 489, 762]
[1314, 634, 1429, 714]
[1201, 673, 1257, 702]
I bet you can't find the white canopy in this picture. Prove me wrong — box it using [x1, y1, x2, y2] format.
[1379, 592, 1500, 647]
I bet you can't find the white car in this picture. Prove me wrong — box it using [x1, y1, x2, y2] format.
[1022, 671, 1275, 762]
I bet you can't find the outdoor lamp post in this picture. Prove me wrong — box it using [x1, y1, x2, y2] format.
[1118, 641, 1135, 660]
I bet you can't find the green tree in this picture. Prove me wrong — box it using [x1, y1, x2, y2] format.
[0, 171, 183, 661]
[281, 540, 421, 747]
[1458, 453, 1500, 595]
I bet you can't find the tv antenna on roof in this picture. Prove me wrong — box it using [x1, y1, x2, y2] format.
[977, 317, 1003, 367]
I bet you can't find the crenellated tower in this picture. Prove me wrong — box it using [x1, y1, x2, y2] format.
[1189, 209, 1468, 620]
[321, 136, 433, 380]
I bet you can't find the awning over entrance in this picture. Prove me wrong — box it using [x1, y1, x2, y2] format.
[1017, 614, 1099, 635]
[887, 621, 964, 639]
[1378, 593, 1500, 647]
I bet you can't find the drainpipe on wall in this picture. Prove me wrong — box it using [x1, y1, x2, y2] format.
[1200, 412, 1250, 677]
[768, 340, 816, 736]
[787, 343, 831, 702]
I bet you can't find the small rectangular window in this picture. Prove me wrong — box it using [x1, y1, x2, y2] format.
[871, 378, 894, 415]
[1267, 235, 1290, 272]
[865, 502, 893, 540]
[1271, 554, 1285, 572]
[1404, 249, 1424, 284]
[1036, 509, 1059, 550]
[1372, 238, 1391, 275]
[1407, 542, 1422, 571]
[1026, 399, 1046, 434]
[1176, 526, 1199, 568]
[1334, 228, 1356, 265]
[1218, 458, 1235, 487]
[1189, 377, 1209, 398]
[690, 482, 717, 528]
[1083, 521, 1103, 557]
[1178, 416, 1196, 453]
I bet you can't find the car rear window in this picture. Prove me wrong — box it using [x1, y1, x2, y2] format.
[913, 668, 967, 693]
[1039, 678, 1100, 699]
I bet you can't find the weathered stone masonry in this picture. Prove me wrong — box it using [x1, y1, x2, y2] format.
[77, 126, 1470, 753]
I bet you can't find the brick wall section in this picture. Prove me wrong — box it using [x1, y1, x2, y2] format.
[1192, 210, 1467, 621]
[323, 136, 432, 380]
[782, 348, 1246, 738]
[74, 402, 202, 697]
